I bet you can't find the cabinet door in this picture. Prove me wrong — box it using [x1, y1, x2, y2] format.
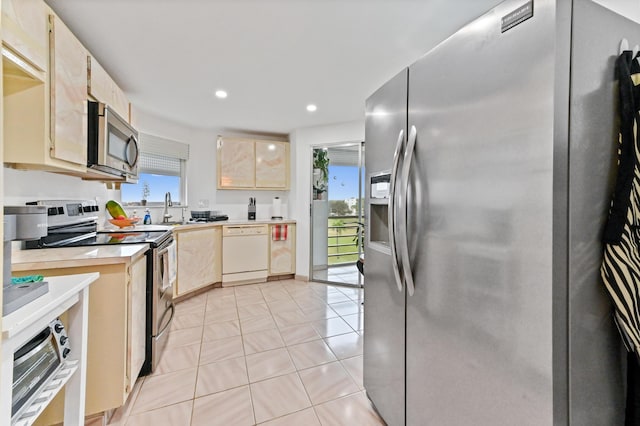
[269, 224, 296, 275]
[256, 140, 289, 189]
[49, 14, 87, 166]
[128, 256, 147, 390]
[217, 137, 255, 188]
[88, 55, 130, 122]
[176, 227, 219, 296]
[2, 0, 48, 71]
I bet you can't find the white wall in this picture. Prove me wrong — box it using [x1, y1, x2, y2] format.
[595, 0, 640, 22]
[3, 110, 290, 225]
[289, 120, 364, 279]
[4, 167, 118, 221]
[134, 109, 289, 223]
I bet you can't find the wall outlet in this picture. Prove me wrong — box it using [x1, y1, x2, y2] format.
[198, 199, 210, 208]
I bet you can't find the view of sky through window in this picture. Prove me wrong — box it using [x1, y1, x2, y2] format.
[121, 173, 180, 203]
[328, 165, 359, 200]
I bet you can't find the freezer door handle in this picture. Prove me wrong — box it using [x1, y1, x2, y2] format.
[388, 129, 405, 292]
[399, 125, 417, 296]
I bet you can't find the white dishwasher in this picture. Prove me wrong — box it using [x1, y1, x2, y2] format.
[222, 224, 269, 286]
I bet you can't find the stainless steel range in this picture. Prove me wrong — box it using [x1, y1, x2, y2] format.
[24, 199, 174, 375]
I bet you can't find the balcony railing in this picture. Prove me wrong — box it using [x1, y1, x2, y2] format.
[328, 215, 363, 265]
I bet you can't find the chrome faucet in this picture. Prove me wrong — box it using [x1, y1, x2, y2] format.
[163, 192, 173, 223]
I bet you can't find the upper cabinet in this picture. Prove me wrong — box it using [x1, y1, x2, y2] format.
[3, 9, 87, 173]
[3, 2, 133, 178]
[217, 137, 290, 190]
[49, 13, 88, 166]
[2, 0, 48, 72]
[88, 55, 130, 122]
[217, 137, 255, 189]
[256, 140, 289, 189]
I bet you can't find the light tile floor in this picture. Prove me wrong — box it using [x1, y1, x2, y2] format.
[109, 279, 381, 426]
[313, 264, 363, 286]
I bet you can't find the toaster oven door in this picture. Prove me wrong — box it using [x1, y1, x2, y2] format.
[12, 327, 62, 419]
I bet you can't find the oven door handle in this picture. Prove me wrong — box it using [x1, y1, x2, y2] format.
[155, 303, 175, 340]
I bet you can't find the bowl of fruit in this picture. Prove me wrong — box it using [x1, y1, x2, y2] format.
[106, 200, 140, 228]
[108, 216, 140, 228]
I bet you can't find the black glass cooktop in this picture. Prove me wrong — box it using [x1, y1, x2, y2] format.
[25, 229, 171, 249]
[87, 230, 170, 245]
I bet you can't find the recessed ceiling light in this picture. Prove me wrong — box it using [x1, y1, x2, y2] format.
[215, 90, 228, 99]
[306, 104, 317, 112]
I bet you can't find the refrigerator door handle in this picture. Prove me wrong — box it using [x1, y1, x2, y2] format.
[388, 129, 405, 292]
[399, 125, 417, 296]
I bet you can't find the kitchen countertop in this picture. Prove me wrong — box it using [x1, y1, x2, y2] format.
[11, 219, 296, 270]
[123, 219, 297, 233]
[11, 244, 148, 272]
[99, 219, 296, 233]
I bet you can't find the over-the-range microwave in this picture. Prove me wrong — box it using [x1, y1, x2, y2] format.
[87, 100, 139, 179]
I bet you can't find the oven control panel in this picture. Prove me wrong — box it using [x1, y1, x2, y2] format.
[50, 318, 71, 359]
[26, 200, 100, 227]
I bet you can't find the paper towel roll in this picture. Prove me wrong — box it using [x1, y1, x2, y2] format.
[272, 197, 283, 219]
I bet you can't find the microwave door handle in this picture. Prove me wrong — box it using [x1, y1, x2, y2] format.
[126, 135, 139, 167]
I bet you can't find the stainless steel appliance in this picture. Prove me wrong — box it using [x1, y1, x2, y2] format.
[190, 210, 229, 222]
[3, 206, 48, 316]
[87, 100, 139, 180]
[23, 200, 174, 375]
[11, 319, 70, 421]
[364, 1, 630, 424]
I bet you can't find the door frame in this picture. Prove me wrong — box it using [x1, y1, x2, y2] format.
[308, 140, 365, 287]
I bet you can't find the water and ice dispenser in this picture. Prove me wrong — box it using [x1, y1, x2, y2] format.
[368, 172, 391, 249]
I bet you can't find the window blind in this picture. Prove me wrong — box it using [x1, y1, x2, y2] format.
[139, 152, 181, 176]
[139, 133, 190, 160]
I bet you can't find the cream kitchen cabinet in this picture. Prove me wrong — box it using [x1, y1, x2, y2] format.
[14, 251, 148, 423]
[2, 0, 48, 72]
[217, 137, 255, 189]
[269, 223, 296, 275]
[175, 226, 222, 297]
[3, 11, 88, 173]
[88, 55, 130, 122]
[256, 140, 289, 189]
[48, 13, 88, 167]
[217, 136, 290, 190]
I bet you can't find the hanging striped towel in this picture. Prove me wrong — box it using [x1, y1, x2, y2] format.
[601, 51, 640, 354]
[272, 224, 288, 241]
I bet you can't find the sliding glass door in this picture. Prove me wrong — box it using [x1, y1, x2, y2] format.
[310, 142, 365, 287]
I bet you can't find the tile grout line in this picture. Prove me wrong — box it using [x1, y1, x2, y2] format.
[124, 280, 368, 425]
[236, 286, 259, 426]
[189, 297, 208, 425]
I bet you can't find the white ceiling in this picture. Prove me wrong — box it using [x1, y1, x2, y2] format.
[45, 0, 504, 135]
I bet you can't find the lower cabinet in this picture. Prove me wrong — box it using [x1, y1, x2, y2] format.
[269, 224, 296, 276]
[22, 255, 147, 424]
[175, 226, 222, 297]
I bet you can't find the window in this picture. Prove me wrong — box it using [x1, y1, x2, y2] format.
[121, 133, 189, 206]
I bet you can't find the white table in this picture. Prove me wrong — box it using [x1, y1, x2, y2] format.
[1, 272, 99, 426]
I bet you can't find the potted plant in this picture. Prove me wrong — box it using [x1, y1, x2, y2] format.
[313, 149, 329, 200]
[141, 181, 150, 206]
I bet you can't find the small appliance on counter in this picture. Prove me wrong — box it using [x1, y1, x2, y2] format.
[3, 206, 48, 316]
[248, 197, 256, 221]
[190, 210, 229, 222]
[271, 197, 283, 220]
[11, 318, 71, 421]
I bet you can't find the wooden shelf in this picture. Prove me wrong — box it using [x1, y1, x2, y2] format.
[1, 273, 99, 426]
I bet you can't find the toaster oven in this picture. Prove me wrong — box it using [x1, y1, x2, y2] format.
[11, 319, 70, 420]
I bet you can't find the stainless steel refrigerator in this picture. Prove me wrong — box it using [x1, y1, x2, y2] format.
[364, 0, 634, 424]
